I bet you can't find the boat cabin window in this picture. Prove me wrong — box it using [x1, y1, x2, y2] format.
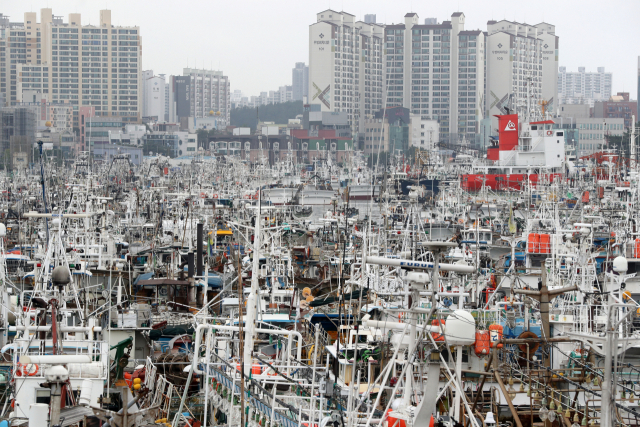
[481, 232, 492, 242]
[36, 389, 51, 404]
[557, 131, 564, 136]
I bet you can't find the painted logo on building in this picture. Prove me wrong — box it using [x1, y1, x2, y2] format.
[504, 120, 516, 131]
[312, 82, 330, 109]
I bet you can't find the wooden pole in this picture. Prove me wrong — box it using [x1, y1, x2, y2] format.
[494, 371, 524, 427]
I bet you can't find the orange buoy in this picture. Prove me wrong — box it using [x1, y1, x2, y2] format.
[431, 319, 446, 342]
[474, 330, 490, 356]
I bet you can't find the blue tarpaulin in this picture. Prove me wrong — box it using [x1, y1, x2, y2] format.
[133, 272, 154, 285]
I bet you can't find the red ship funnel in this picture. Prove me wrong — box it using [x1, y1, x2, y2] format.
[496, 114, 519, 151]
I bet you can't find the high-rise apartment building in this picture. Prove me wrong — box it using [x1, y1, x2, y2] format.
[558, 66, 612, 106]
[164, 82, 170, 122]
[0, 9, 141, 132]
[309, 11, 558, 149]
[184, 68, 230, 126]
[309, 10, 384, 134]
[485, 20, 558, 130]
[364, 14, 376, 24]
[167, 68, 230, 128]
[384, 12, 484, 143]
[292, 62, 309, 101]
[637, 57, 639, 118]
[141, 70, 165, 121]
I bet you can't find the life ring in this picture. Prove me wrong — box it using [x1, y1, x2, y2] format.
[458, 218, 464, 224]
[23, 364, 39, 376]
[547, 131, 553, 136]
[14, 363, 22, 377]
[200, 192, 206, 198]
[252, 193, 258, 200]
[212, 194, 219, 199]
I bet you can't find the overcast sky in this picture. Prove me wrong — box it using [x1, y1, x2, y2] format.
[4, 0, 639, 99]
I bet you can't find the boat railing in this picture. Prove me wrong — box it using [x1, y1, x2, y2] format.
[143, 356, 178, 421]
[14, 339, 108, 379]
[568, 304, 640, 337]
[302, 319, 331, 365]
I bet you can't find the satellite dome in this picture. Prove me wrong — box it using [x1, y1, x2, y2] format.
[51, 266, 70, 286]
[613, 256, 628, 274]
[45, 365, 69, 382]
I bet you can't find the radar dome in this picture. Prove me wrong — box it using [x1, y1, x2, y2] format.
[444, 310, 476, 345]
[613, 256, 628, 273]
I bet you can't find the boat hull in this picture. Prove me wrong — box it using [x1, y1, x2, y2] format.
[460, 173, 563, 191]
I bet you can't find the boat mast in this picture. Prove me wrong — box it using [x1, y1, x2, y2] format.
[244, 188, 261, 374]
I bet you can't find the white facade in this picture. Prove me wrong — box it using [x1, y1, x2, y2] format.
[233, 127, 251, 136]
[485, 21, 558, 132]
[261, 126, 280, 136]
[576, 118, 624, 156]
[309, 10, 384, 133]
[384, 13, 478, 143]
[188, 116, 221, 132]
[3, 9, 142, 125]
[47, 104, 73, 133]
[410, 114, 439, 150]
[183, 68, 230, 127]
[142, 70, 166, 121]
[558, 67, 612, 107]
[108, 124, 146, 146]
[185, 134, 197, 155]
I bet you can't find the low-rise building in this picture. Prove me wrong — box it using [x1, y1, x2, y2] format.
[593, 92, 638, 129]
[363, 107, 411, 155]
[575, 117, 625, 156]
[92, 144, 144, 165]
[410, 114, 439, 151]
